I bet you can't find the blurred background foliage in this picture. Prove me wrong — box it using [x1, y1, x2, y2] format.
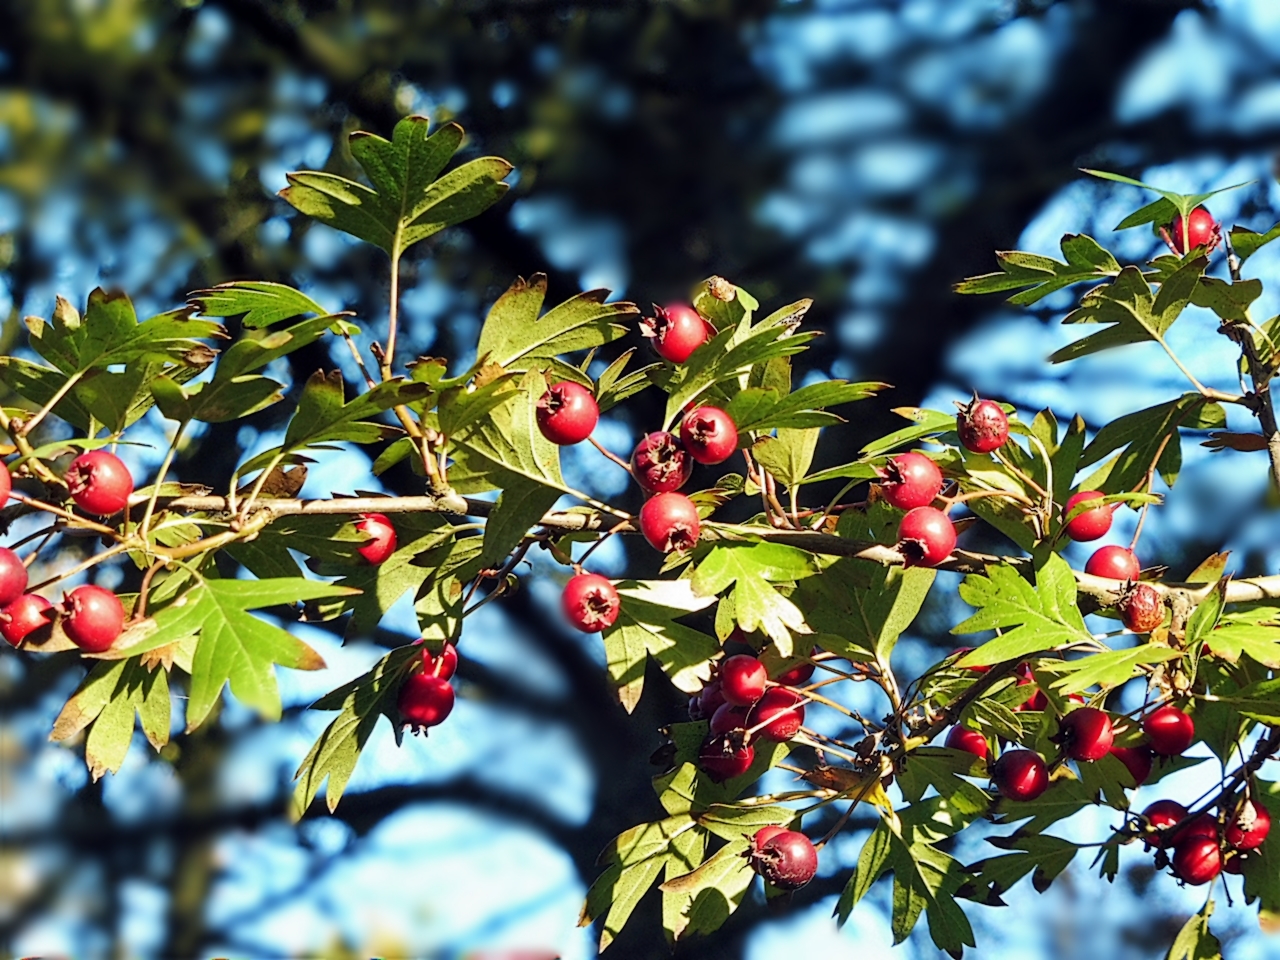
[6, 1, 1280, 957]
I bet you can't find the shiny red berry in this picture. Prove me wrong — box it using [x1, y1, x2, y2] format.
[710, 701, 750, 735]
[536, 381, 599, 445]
[1062, 490, 1113, 542]
[1144, 705, 1194, 756]
[638, 492, 700, 553]
[354, 513, 397, 564]
[698, 733, 754, 782]
[63, 584, 125, 653]
[1173, 836, 1222, 885]
[946, 725, 989, 760]
[562, 573, 620, 632]
[644, 304, 710, 363]
[398, 673, 454, 730]
[1226, 800, 1270, 851]
[879, 452, 943, 510]
[1168, 205, 1219, 255]
[0, 465, 10, 503]
[750, 829, 818, 890]
[1084, 545, 1140, 581]
[1119, 582, 1164, 633]
[897, 506, 956, 567]
[1144, 799, 1189, 846]
[1223, 850, 1245, 874]
[416, 641, 458, 680]
[1110, 745, 1154, 787]
[748, 687, 805, 742]
[1059, 707, 1114, 762]
[992, 749, 1049, 801]
[751, 825, 788, 851]
[774, 655, 816, 687]
[0, 593, 53, 647]
[956, 398, 1009, 454]
[721, 654, 768, 706]
[630, 431, 693, 493]
[680, 406, 738, 465]
[1171, 813, 1219, 846]
[0, 547, 28, 607]
[66, 450, 133, 516]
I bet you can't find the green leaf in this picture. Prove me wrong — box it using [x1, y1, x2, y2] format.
[890, 836, 976, 954]
[837, 819, 894, 924]
[751, 427, 819, 489]
[659, 838, 755, 943]
[725, 380, 885, 434]
[284, 370, 426, 451]
[691, 543, 819, 655]
[963, 835, 1078, 903]
[1205, 620, 1280, 668]
[861, 407, 956, 457]
[1165, 900, 1222, 960]
[896, 747, 988, 805]
[50, 657, 171, 780]
[188, 281, 328, 329]
[1241, 782, 1280, 929]
[1079, 393, 1221, 491]
[1191, 277, 1263, 323]
[954, 556, 1091, 665]
[953, 234, 1121, 306]
[1231, 221, 1280, 265]
[1038, 645, 1183, 695]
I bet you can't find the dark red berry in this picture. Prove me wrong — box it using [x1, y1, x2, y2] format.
[1062, 490, 1113, 542]
[1059, 707, 1114, 762]
[750, 829, 818, 890]
[946, 725, 989, 760]
[956, 398, 1009, 454]
[1110, 745, 1154, 787]
[398, 673, 454, 730]
[66, 450, 134, 516]
[63, 584, 125, 653]
[354, 513, 397, 564]
[419, 641, 459, 680]
[0, 465, 10, 503]
[698, 733, 755, 782]
[643, 304, 710, 363]
[1084, 545, 1140, 581]
[897, 506, 956, 567]
[1171, 814, 1219, 846]
[0, 547, 28, 607]
[638, 492, 700, 553]
[1144, 799, 1189, 846]
[710, 701, 750, 735]
[752, 825, 788, 851]
[879, 452, 943, 510]
[1013, 663, 1048, 712]
[1226, 800, 1270, 851]
[1143, 705, 1195, 756]
[992, 749, 1049, 801]
[951, 647, 990, 673]
[1168, 205, 1219, 255]
[0, 593, 53, 647]
[536, 381, 599, 445]
[688, 695, 705, 721]
[1223, 850, 1245, 874]
[748, 687, 805, 742]
[680, 406, 738, 465]
[630, 431, 693, 493]
[1173, 836, 1222, 885]
[774, 655, 816, 687]
[721, 654, 768, 706]
[698, 679, 727, 717]
[1119, 582, 1164, 633]
[562, 573, 620, 632]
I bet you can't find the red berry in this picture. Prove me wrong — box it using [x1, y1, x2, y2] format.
[946, 725, 989, 760]
[750, 829, 818, 890]
[0, 547, 28, 607]
[561, 573, 620, 632]
[956, 398, 1009, 454]
[774, 656, 815, 687]
[1143, 705, 1195, 756]
[630, 431, 693, 493]
[680, 406, 738, 465]
[1062, 490, 1113, 542]
[720, 654, 768, 706]
[0, 465, 10, 503]
[354, 513, 397, 565]
[1223, 850, 1245, 875]
[63, 584, 125, 653]
[66, 450, 134, 516]
[1143, 799, 1189, 846]
[1119, 582, 1164, 633]
[1168, 205, 1219, 255]
[644, 304, 710, 363]
[536, 381, 599, 445]
[638, 492, 700, 553]
[710, 701, 750, 735]
[879, 452, 943, 510]
[698, 679, 727, 717]
[398, 673, 454, 730]
[1013, 663, 1048, 712]
[752, 825, 788, 851]
[1226, 800, 1270, 851]
[1110, 745, 1154, 787]
[748, 687, 805, 742]
[951, 647, 990, 673]
[1059, 707, 1114, 762]
[422, 641, 459, 679]
[698, 733, 755, 782]
[1171, 814, 1219, 846]
[897, 506, 956, 567]
[1084, 545, 1140, 581]
[0, 593, 53, 647]
[992, 749, 1049, 801]
[1172, 836, 1222, 885]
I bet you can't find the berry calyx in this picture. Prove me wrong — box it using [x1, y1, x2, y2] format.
[562, 573, 621, 632]
[1172, 836, 1222, 886]
[751, 825, 788, 851]
[63, 584, 126, 653]
[1167, 205, 1220, 255]
[0, 547, 29, 607]
[879, 452, 943, 510]
[679, 406, 738, 465]
[354, 513, 397, 565]
[1143, 705, 1195, 756]
[1062, 490, 1113, 542]
[1110, 745, 1154, 787]
[720, 654, 768, 706]
[991, 749, 1049, 801]
[398, 673, 454, 730]
[1119, 582, 1164, 633]
[1058, 707, 1114, 762]
[642, 304, 710, 364]
[698, 732, 754, 782]
[0, 594, 53, 647]
[956, 398, 1009, 454]
[897, 506, 956, 568]
[748, 687, 805, 742]
[1225, 800, 1271, 851]
[1084, 545, 1141, 582]
[638, 492, 701, 553]
[945, 725, 989, 760]
[66, 450, 134, 516]
[536, 381, 599, 445]
[749, 829, 818, 890]
[630, 432, 694, 493]
[1143, 799, 1189, 846]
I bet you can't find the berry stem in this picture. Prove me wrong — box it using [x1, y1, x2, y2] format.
[139, 423, 186, 539]
[587, 435, 633, 472]
[28, 541, 132, 593]
[16, 370, 85, 439]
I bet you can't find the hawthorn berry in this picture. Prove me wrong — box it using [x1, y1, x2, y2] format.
[638, 492, 700, 553]
[710, 701, 750, 735]
[642, 304, 710, 364]
[1110, 745, 1154, 787]
[991, 749, 1049, 801]
[720, 654, 768, 706]
[419, 641, 459, 680]
[1014, 663, 1048, 712]
[1143, 705, 1195, 756]
[698, 732, 754, 782]
[0, 547, 28, 607]
[630, 432, 693, 493]
[63, 584, 125, 653]
[951, 647, 990, 673]
[748, 687, 805, 742]
[956, 398, 1009, 454]
[66, 450, 133, 516]
[945, 725, 989, 760]
[749, 829, 818, 890]
[0, 593, 53, 647]
[1225, 800, 1271, 851]
[1119, 582, 1164, 633]
[562, 572, 621, 632]
[1223, 850, 1245, 875]
[1058, 707, 1114, 762]
[897, 506, 956, 568]
[1172, 836, 1222, 886]
[1171, 814, 1219, 846]
[536, 381, 599, 445]
[1084, 545, 1141, 582]
[698, 679, 727, 718]
[679, 406, 738, 465]
[774, 654, 816, 687]
[1143, 799, 1189, 846]
[1062, 490, 1113, 542]
[1167, 205, 1219, 255]
[354, 513, 397, 564]
[0, 465, 9, 503]
[398, 673, 454, 730]
[751, 825, 788, 851]
[879, 452, 943, 510]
